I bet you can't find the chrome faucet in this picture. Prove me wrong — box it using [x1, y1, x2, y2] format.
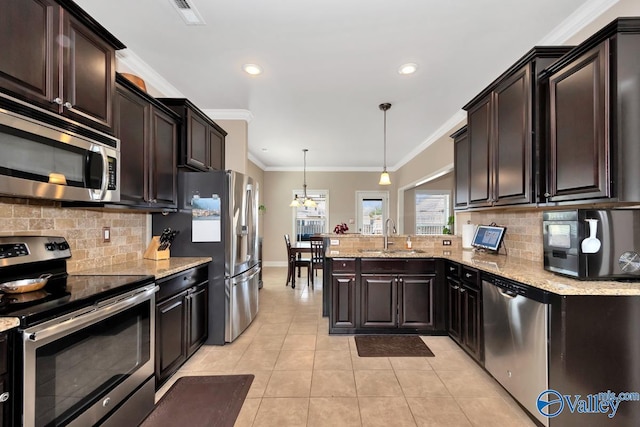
[383, 218, 396, 250]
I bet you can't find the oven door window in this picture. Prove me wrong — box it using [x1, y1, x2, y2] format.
[34, 302, 150, 427]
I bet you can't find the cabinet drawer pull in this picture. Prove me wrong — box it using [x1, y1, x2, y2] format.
[460, 288, 466, 293]
[63, 101, 73, 109]
[465, 273, 473, 278]
[0, 392, 8, 402]
[452, 285, 459, 290]
[52, 97, 63, 105]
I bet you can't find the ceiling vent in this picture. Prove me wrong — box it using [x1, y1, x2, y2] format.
[169, 0, 206, 25]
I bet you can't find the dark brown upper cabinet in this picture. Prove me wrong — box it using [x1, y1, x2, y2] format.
[114, 75, 179, 210]
[451, 127, 469, 209]
[159, 98, 227, 172]
[541, 18, 640, 205]
[0, 0, 124, 133]
[459, 47, 572, 210]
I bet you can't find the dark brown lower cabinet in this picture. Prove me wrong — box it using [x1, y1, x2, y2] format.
[446, 262, 482, 362]
[361, 274, 435, 329]
[328, 258, 444, 334]
[155, 265, 209, 388]
[0, 332, 8, 427]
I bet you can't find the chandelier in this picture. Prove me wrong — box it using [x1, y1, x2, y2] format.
[290, 149, 317, 208]
[379, 102, 392, 185]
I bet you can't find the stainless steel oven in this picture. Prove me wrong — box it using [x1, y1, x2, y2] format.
[21, 284, 156, 427]
[0, 93, 119, 202]
[0, 236, 156, 427]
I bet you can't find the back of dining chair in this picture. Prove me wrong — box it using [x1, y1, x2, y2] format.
[310, 236, 324, 275]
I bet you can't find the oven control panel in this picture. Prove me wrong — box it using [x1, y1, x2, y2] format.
[0, 243, 28, 259]
[0, 236, 71, 266]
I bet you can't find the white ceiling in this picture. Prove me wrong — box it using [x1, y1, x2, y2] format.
[74, 0, 618, 171]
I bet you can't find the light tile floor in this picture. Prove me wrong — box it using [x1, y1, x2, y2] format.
[156, 267, 536, 427]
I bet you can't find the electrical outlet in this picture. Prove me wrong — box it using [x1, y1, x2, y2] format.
[103, 227, 111, 243]
[443, 250, 452, 256]
[442, 239, 451, 246]
[330, 239, 339, 246]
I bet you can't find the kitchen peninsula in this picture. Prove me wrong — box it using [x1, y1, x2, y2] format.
[324, 233, 640, 426]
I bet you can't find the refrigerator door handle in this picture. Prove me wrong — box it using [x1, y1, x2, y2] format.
[229, 264, 261, 286]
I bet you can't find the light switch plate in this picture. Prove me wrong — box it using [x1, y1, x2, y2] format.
[442, 239, 451, 246]
[330, 239, 339, 245]
[103, 227, 111, 243]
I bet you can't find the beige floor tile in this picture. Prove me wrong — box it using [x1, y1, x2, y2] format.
[427, 350, 484, 372]
[258, 322, 291, 336]
[234, 397, 261, 427]
[351, 353, 393, 370]
[274, 350, 315, 370]
[310, 370, 357, 397]
[315, 335, 350, 351]
[282, 334, 317, 350]
[308, 397, 362, 427]
[359, 396, 417, 427]
[264, 370, 313, 397]
[246, 334, 286, 351]
[314, 350, 353, 370]
[234, 370, 272, 399]
[420, 336, 462, 352]
[354, 370, 403, 397]
[235, 349, 280, 371]
[456, 397, 536, 427]
[180, 349, 245, 372]
[252, 397, 309, 427]
[437, 370, 502, 397]
[288, 322, 319, 335]
[406, 397, 472, 427]
[390, 357, 433, 371]
[395, 370, 451, 397]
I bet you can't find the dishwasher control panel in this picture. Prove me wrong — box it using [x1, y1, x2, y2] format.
[484, 274, 550, 303]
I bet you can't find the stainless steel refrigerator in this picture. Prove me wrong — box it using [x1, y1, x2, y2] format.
[152, 170, 260, 344]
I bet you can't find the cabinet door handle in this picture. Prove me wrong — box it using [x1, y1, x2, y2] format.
[452, 285, 459, 290]
[449, 266, 456, 272]
[544, 192, 551, 198]
[460, 288, 466, 293]
[465, 273, 473, 278]
[0, 392, 8, 402]
[52, 97, 63, 105]
[63, 101, 73, 109]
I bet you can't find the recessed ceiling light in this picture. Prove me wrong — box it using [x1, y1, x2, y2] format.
[398, 63, 418, 75]
[243, 64, 263, 76]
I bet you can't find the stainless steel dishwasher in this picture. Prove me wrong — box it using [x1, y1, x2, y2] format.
[482, 274, 550, 426]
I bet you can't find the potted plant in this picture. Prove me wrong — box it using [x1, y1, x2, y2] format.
[442, 215, 454, 235]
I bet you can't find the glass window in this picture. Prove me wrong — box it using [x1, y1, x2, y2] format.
[415, 191, 450, 235]
[293, 190, 328, 242]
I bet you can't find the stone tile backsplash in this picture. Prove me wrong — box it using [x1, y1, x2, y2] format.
[0, 197, 147, 273]
[455, 209, 543, 263]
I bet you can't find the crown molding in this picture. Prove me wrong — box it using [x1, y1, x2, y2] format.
[537, 0, 620, 44]
[263, 166, 384, 172]
[201, 109, 254, 122]
[392, 109, 467, 171]
[116, 49, 184, 97]
[248, 152, 268, 170]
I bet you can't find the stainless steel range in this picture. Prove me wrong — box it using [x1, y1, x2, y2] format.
[0, 236, 157, 427]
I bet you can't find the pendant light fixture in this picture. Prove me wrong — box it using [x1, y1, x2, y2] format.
[379, 102, 392, 185]
[290, 149, 317, 208]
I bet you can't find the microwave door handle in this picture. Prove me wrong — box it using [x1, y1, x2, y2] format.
[90, 144, 109, 201]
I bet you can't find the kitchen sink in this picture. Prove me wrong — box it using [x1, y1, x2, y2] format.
[357, 248, 425, 255]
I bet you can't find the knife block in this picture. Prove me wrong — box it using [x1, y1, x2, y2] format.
[143, 236, 170, 260]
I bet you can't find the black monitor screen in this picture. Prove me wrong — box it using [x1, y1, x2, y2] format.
[471, 225, 506, 251]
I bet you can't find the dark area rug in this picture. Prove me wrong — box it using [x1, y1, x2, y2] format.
[355, 335, 435, 357]
[140, 375, 254, 427]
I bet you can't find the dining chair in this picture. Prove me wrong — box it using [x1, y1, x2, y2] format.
[284, 234, 310, 288]
[310, 236, 325, 282]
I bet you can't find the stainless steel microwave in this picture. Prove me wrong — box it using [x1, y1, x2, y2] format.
[0, 94, 119, 202]
[543, 209, 640, 280]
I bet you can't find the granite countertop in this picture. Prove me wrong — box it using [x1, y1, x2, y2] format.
[0, 317, 20, 333]
[327, 248, 640, 296]
[74, 257, 212, 280]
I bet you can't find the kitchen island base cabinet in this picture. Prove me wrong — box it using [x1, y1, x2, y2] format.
[155, 264, 209, 388]
[328, 258, 445, 335]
